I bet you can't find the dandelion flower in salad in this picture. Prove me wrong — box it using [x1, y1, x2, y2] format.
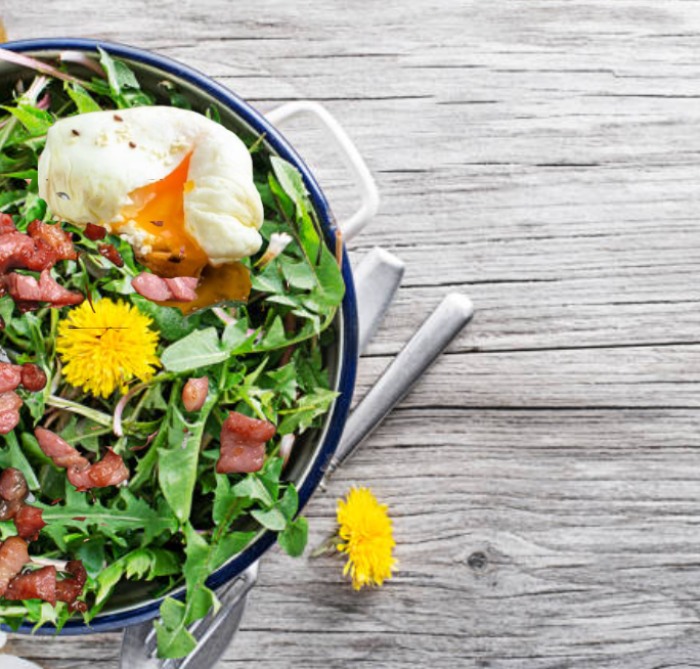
[56, 298, 160, 398]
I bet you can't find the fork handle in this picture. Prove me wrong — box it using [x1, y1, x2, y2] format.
[324, 293, 474, 478]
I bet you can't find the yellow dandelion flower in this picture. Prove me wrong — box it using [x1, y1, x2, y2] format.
[56, 298, 160, 399]
[336, 486, 396, 590]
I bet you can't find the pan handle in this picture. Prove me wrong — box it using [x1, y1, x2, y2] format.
[265, 101, 379, 241]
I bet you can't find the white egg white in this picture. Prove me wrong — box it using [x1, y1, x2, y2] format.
[38, 106, 264, 264]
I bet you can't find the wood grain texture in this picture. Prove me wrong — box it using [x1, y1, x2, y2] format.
[3, 1, 700, 667]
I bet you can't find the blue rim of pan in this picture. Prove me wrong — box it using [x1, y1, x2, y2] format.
[0, 38, 359, 634]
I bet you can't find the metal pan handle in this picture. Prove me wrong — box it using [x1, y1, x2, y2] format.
[265, 101, 380, 241]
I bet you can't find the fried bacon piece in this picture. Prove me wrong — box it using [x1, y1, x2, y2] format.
[14, 505, 46, 541]
[132, 272, 198, 302]
[65, 466, 94, 492]
[0, 218, 81, 309]
[0, 468, 44, 541]
[131, 271, 170, 301]
[0, 220, 77, 275]
[84, 223, 107, 241]
[0, 467, 28, 521]
[20, 363, 47, 392]
[182, 376, 209, 412]
[0, 232, 37, 274]
[0, 391, 22, 435]
[217, 411, 276, 474]
[0, 467, 28, 503]
[98, 243, 124, 267]
[0, 497, 22, 521]
[5, 565, 56, 605]
[55, 560, 87, 611]
[81, 448, 129, 490]
[34, 427, 89, 470]
[5, 269, 84, 308]
[0, 362, 47, 394]
[0, 537, 29, 596]
[4, 560, 87, 610]
[0, 362, 22, 394]
[27, 220, 77, 262]
[166, 276, 199, 301]
[0, 213, 16, 235]
[35, 427, 129, 491]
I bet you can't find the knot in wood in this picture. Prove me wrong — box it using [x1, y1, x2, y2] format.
[467, 550, 488, 572]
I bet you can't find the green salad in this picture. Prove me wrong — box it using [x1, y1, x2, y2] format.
[0, 47, 344, 658]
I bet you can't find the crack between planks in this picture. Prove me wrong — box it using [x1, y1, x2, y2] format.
[361, 340, 700, 358]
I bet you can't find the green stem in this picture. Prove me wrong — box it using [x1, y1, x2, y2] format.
[46, 395, 112, 427]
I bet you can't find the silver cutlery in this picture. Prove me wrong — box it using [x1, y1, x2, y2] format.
[354, 247, 405, 353]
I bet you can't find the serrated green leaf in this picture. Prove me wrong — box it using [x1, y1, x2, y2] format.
[213, 475, 251, 527]
[278, 517, 308, 557]
[39, 487, 178, 547]
[280, 257, 317, 290]
[65, 83, 102, 114]
[222, 318, 258, 355]
[278, 388, 339, 435]
[261, 315, 287, 349]
[231, 475, 274, 507]
[132, 295, 199, 342]
[160, 327, 228, 372]
[1, 104, 53, 135]
[278, 485, 299, 521]
[98, 47, 140, 98]
[158, 394, 217, 524]
[251, 506, 287, 531]
[270, 155, 309, 213]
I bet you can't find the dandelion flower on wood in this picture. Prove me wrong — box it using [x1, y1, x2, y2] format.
[56, 298, 160, 399]
[336, 486, 396, 590]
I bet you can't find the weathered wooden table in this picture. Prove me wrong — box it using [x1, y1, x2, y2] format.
[3, 1, 700, 667]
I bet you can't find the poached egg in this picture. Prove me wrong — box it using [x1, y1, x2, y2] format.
[38, 106, 264, 282]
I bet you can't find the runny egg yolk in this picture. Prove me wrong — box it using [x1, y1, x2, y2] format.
[115, 154, 251, 312]
[117, 153, 208, 278]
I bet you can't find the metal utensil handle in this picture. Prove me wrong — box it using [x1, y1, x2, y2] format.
[265, 101, 380, 241]
[325, 293, 474, 476]
[355, 247, 405, 354]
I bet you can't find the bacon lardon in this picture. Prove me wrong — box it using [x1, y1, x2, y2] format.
[0, 467, 28, 503]
[0, 391, 22, 435]
[182, 376, 209, 412]
[0, 467, 28, 521]
[5, 565, 56, 605]
[35, 427, 129, 491]
[20, 363, 47, 392]
[0, 214, 16, 235]
[34, 427, 89, 470]
[55, 560, 87, 611]
[14, 505, 46, 541]
[132, 272, 198, 302]
[0, 363, 22, 394]
[5, 269, 84, 308]
[27, 220, 77, 262]
[217, 411, 275, 474]
[0, 537, 29, 596]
